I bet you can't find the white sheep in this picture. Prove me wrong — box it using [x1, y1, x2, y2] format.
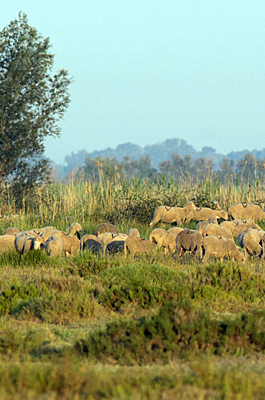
[95, 223, 120, 236]
[220, 221, 254, 237]
[0, 235, 15, 255]
[238, 228, 265, 258]
[15, 233, 34, 254]
[33, 226, 57, 234]
[228, 203, 265, 222]
[41, 229, 61, 242]
[65, 222, 83, 239]
[167, 227, 185, 237]
[200, 236, 244, 263]
[125, 228, 140, 237]
[101, 233, 128, 254]
[22, 235, 45, 256]
[4, 227, 22, 236]
[184, 208, 228, 223]
[231, 219, 261, 230]
[195, 214, 219, 234]
[150, 201, 196, 228]
[149, 228, 176, 254]
[47, 231, 80, 256]
[202, 224, 233, 239]
[124, 236, 154, 258]
[44, 235, 63, 257]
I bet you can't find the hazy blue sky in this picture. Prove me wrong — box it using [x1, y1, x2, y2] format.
[2, 1, 265, 164]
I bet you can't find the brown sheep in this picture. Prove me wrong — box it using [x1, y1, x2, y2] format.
[175, 229, 202, 257]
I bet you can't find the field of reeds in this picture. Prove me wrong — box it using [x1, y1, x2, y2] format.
[1, 177, 265, 399]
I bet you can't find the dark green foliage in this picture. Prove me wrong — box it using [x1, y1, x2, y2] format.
[76, 299, 265, 364]
[0, 13, 72, 208]
[93, 264, 190, 310]
[0, 278, 39, 315]
[72, 251, 110, 277]
[91, 261, 265, 311]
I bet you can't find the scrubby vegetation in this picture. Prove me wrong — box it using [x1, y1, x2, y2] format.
[1, 177, 265, 398]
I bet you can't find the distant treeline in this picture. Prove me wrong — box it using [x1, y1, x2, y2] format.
[57, 152, 265, 185]
[52, 138, 265, 182]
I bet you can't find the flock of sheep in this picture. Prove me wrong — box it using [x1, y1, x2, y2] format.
[1, 202, 265, 263]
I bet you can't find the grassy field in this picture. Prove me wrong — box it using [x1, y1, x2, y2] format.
[1, 178, 265, 399]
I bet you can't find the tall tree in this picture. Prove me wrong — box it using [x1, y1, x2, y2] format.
[0, 13, 72, 205]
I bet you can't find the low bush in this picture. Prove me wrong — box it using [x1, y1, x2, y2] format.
[76, 298, 265, 364]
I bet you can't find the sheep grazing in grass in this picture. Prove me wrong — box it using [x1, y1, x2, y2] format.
[220, 221, 256, 237]
[47, 231, 80, 256]
[167, 227, 185, 237]
[65, 222, 83, 239]
[33, 226, 57, 235]
[4, 227, 22, 236]
[41, 229, 61, 242]
[44, 235, 63, 257]
[149, 228, 176, 254]
[228, 203, 265, 222]
[80, 234, 101, 253]
[195, 215, 219, 234]
[202, 224, 233, 239]
[175, 229, 202, 258]
[184, 208, 228, 224]
[95, 223, 120, 236]
[231, 219, 261, 230]
[149, 201, 196, 228]
[0, 235, 15, 255]
[238, 229, 265, 258]
[125, 228, 140, 237]
[101, 233, 128, 253]
[15, 233, 34, 254]
[22, 235, 45, 256]
[124, 237, 153, 258]
[200, 236, 244, 263]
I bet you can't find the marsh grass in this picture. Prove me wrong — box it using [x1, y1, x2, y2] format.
[1, 178, 265, 397]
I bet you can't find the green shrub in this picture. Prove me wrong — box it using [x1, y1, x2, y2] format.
[76, 298, 265, 364]
[0, 278, 40, 315]
[93, 264, 190, 310]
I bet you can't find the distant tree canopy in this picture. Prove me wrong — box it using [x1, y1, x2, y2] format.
[64, 152, 265, 185]
[81, 155, 157, 183]
[0, 13, 72, 205]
